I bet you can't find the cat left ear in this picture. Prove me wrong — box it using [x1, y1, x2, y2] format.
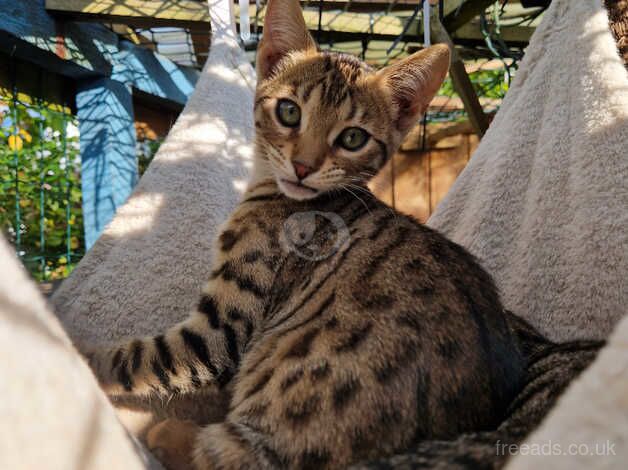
[256, 0, 317, 80]
[375, 44, 451, 132]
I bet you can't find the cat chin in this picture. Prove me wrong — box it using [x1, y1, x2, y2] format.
[277, 178, 320, 200]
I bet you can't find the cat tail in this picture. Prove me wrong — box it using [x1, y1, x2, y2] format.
[354, 334, 603, 469]
[85, 304, 244, 398]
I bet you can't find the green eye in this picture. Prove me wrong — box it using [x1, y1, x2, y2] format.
[337, 127, 369, 151]
[276, 99, 301, 127]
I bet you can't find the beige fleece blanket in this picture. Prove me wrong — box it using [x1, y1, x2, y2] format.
[1, 0, 626, 468]
[428, 0, 628, 343]
[0, 234, 159, 469]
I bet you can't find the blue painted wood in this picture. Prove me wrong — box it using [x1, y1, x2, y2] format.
[0, 0, 201, 248]
[76, 77, 138, 249]
[0, 0, 117, 77]
[114, 40, 197, 107]
[0, 1, 200, 102]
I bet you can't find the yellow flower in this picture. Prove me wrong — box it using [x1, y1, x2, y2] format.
[19, 129, 32, 143]
[8, 134, 23, 151]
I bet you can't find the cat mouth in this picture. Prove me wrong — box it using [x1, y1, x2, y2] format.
[278, 178, 319, 200]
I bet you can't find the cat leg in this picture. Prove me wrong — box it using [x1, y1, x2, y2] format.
[85, 209, 277, 399]
[87, 240, 277, 397]
[192, 421, 281, 470]
[85, 303, 245, 398]
[146, 418, 201, 470]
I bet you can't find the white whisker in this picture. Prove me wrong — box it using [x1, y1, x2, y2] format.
[340, 184, 373, 216]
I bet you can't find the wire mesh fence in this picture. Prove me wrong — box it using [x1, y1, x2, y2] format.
[0, 89, 83, 281]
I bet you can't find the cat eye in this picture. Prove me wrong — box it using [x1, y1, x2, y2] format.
[337, 127, 370, 151]
[276, 99, 301, 127]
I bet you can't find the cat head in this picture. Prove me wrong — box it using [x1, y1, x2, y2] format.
[254, 0, 450, 200]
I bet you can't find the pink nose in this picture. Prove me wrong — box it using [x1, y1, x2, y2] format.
[293, 161, 314, 180]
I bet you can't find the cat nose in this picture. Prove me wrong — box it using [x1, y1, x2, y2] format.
[293, 161, 314, 180]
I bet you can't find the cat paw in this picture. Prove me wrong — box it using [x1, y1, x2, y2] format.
[146, 419, 201, 470]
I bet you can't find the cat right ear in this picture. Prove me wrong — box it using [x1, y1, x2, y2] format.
[256, 0, 317, 80]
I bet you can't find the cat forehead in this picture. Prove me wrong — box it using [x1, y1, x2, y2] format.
[273, 51, 374, 89]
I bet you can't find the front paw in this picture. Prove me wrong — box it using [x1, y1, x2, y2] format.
[147, 419, 201, 470]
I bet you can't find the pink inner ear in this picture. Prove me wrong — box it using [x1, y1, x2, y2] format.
[394, 94, 422, 131]
[263, 51, 280, 76]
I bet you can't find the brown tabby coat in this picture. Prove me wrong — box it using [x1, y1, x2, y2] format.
[86, 1, 534, 468]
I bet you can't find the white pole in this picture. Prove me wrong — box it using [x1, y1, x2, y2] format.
[239, 0, 251, 41]
[423, 0, 431, 47]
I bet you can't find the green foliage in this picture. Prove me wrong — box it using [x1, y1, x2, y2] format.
[137, 138, 162, 175]
[439, 67, 511, 101]
[0, 97, 83, 280]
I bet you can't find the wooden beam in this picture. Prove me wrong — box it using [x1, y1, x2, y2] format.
[299, 0, 425, 13]
[447, 59, 489, 136]
[76, 77, 138, 248]
[190, 27, 211, 69]
[1, 0, 117, 77]
[0, 51, 75, 112]
[452, 22, 534, 45]
[46, 0, 210, 28]
[442, 0, 495, 33]
[430, 10, 489, 137]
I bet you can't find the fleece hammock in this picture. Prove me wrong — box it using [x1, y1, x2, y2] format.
[0, 0, 626, 468]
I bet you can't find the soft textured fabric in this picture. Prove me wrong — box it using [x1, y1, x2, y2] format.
[428, 0, 628, 343]
[506, 314, 628, 469]
[0, 235, 159, 470]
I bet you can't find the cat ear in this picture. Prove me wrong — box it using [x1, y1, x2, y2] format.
[256, 0, 317, 80]
[375, 44, 450, 132]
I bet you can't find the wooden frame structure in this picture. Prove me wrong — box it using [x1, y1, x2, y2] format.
[44, 1, 535, 45]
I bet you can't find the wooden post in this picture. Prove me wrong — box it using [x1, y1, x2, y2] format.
[430, 8, 489, 137]
[442, 0, 495, 33]
[76, 77, 138, 249]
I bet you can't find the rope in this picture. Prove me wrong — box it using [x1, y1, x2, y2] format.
[387, 1, 423, 55]
[317, 0, 324, 43]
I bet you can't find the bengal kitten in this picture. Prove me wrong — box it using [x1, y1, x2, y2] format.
[84, 0, 574, 468]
